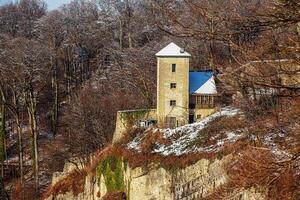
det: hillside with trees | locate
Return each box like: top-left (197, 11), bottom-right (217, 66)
top-left (0, 0), bottom-right (299, 199)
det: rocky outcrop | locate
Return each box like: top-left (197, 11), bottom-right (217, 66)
top-left (45, 154), bottom-right (267, 200)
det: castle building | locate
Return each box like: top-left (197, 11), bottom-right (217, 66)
top-left (156, 42), bottom-right (217, 128)
top-left (156, 43), bottom-right (191, 127)
top-left (113, 42), bottom-right (217, 142)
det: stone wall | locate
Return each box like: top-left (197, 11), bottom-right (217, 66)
top-left (113, 109), bottom-right (157, 143)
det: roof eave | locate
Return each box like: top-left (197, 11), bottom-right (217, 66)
top-left (156, 55), bottom-right (191, 58)
top-left (190, 92), bottom-right (218, 95)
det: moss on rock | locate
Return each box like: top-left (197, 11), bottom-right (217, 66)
top-left (97, 156), bottom-right (125, 193)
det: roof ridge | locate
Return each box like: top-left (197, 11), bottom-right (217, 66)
top-left (156, 42), bottom-right (191, 57)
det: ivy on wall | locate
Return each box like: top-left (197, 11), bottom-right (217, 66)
top-left (119, 109), bottom-right (151, 129)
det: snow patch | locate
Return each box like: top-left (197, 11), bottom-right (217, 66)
top-left (127, 107), bottom-right (242, 156)
top-left (263, 132), bottom-right (292, 159)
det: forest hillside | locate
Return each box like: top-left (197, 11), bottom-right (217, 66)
top-left (0, 0), bottom-right (299, 199)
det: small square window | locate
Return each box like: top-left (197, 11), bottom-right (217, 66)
top-left (170, 83), bottom-right (176, 89)
top-left (172, 64), bottom-right (176, 72)
top-left (170, 100), bottom-right (176, 106)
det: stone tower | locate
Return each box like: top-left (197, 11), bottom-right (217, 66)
top-left (156, 42), bottom-right (191, 127)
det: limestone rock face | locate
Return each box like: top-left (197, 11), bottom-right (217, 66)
top-left (130, 167), bottom-right (172, 200)
top-left (51, 161), bottom-right (85, 186)
top-left (172, 157), bottom-right (229, 200)
top-left (46, 156), bottom-right (266, 200)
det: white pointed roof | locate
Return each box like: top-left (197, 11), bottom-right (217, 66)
top-left (156, 42), bottom-right (191, 57)
top-left (194, 77), bottom-right (217, 94)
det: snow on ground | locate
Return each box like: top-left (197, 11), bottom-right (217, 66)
top-left (127, 107), bottom-right (243, 156)
top-left (190, 131), bottom-right (244, 155)
top-left (263, 132), bottom-right (293, 159)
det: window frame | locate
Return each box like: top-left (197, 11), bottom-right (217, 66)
top-left (195, 95), bottom-right (214, 108)
top-left (170, 83), bottom-right (177, 89)
top-left (170, 100), bottom-right (176, 106)
top-left (171, 64), bottom-right (176, 72)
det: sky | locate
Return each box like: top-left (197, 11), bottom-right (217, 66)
top-left (45, 0), bottom-right (71, 10)
top-left (0, 0), bottom-right (71, 11)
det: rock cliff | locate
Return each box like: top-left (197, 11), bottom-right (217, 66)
top-left (45, 154), bottom-right (266, 200)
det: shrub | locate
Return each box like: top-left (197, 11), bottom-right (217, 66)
top-left (226, 146), bottom-right (299, 200)
top-left (140, 130), bottom-right (170, 153)
top-left (42, 170), bottom-right (87, 199)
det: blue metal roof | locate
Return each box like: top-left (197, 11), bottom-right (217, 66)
top-left (189, 71), bottom-right (214, 94)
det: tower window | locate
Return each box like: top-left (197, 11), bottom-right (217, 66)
top-left (170, 83), bottom-right (176, 89)
top-left (170, 100), bottom-right (176, 106)
top-left (172, 64), bottom-right (176, 72)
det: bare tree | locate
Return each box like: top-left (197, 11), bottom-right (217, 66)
top-left (0, 37), bottom-right (50, 192)
top-left (151, 0), bottom-right (299, 104)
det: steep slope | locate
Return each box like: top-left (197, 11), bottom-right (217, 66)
top-left (43, 106), bottom-right (300, 200)
top-left (128, 107), bottom-right (241, 156)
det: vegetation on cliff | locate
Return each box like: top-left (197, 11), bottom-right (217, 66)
top-left (97, 156), bottom-right (125, 193)
top-left (43, 170), bottom-right (87, 199)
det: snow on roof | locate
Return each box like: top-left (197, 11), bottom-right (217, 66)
top-left (156, 42), bottom-right (191, 57)
top-left (189, 71), bottom-right (217, 94)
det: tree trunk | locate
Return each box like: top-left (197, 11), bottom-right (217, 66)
top-left (209, 18), bottom-right (215, 69)
top-left (12, 88), bottom-right (24, 191)
top-left (0, 86), bottom-right (6, 178)
top-left (296, 23), bottom-right (300, 58)
top-left (251, 82), bottom-right (257, 103)
top-left (51, 57), bottom-right (59, 137)
top-left (128, 32), bottom-right (133, 49)
top-left (0, 178), bottom-right (9, 200)
top-left (119, 17), bottom-right (123, 49)
top-left (80, 60), bottom-right (84, 84)
top-left (26, 88), bottom-right (39, 191)
top-left (64, 47), bottom-right (72, 102)
top-left (86, 58), bottom-right (91, 79)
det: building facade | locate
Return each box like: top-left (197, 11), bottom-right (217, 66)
top-left (156, 43), bottom-right (191, 127)
top-left (156, 43), bottom-right (217, 128)
top-left (189, 71), bottom-right (217, 123)
top-left (113, 42), bottom-right (218, 142)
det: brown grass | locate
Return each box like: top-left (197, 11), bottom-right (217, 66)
top-left (139, 130), bottom-right (170, 153)
top-left (42, 170), bottom-right (87, 199)
top-left (10, 179), bottom-right (36, 200)
top-left (86, 144), bottom-right (219, 174)
top-left (202, 145), bottom-right (299, 200)
top-left (103, 191), bottom-right (126, 200)
top-left (226, 146), bottom-right (300, 200)
top-left (115, 127), bottom-right (143, 146)
top-left (189, 115), bottom-right (248, 148)
top-left (85, 124), bottom-right (254, 175)
top-left (203, 99), bottom-right (300, 199)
